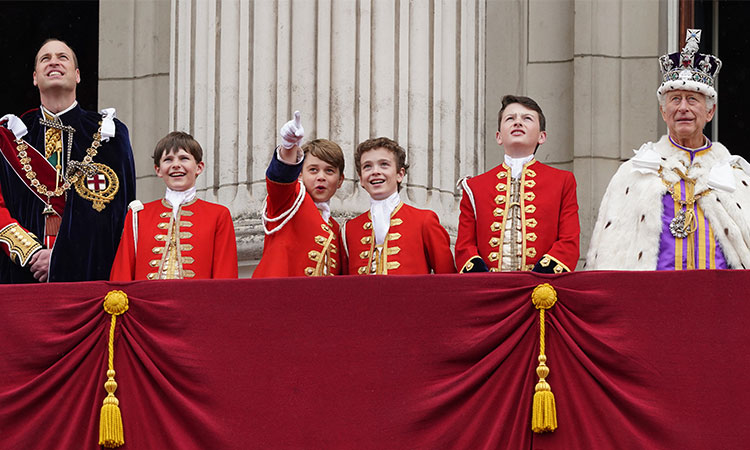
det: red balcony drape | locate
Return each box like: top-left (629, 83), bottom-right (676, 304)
top-left (1, 271), bottom-right (748, 449)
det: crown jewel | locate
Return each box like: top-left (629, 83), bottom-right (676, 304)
top-left (657, 29), bottom-right (722, 99)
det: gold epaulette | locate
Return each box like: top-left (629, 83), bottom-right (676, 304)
top-left (0, 223), bottom-right (43, 266)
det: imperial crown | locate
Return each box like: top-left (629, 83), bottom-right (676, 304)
top-left (657, 29), bottom-right (722, 100)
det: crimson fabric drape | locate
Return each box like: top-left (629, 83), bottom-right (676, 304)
top-left (1, 271), bottom-right (749, 449)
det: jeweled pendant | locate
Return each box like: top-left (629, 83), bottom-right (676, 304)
top-left (42, 202), bottom-right (56, 216)
top-left (669, 210), bottom-right (689, 238)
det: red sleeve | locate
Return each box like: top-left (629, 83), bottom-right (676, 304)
top-left (265, 179), bottom-right (302, 219)
top-left (109, 209), bottom-right (136, 281)
top-left (543, 172), bottom-right (580, 271)
top-left (0, 196), bottom-right (14, 262)
top-left (454, 186), bottom-right (480, 272)
top-left (211, 207), bottom-right (239, 278)
top-left (423, 211), bottom-right (457, 274)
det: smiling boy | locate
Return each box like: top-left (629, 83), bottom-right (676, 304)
top-left (455, 95), bottom-right (580, 273)
top-left (109, 131), bottom-right (238, 280)
top-left (343, 137), bottom-right (455, 275)
top-left (253, 111), bottom-right (346, 277)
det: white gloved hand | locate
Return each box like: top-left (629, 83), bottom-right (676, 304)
top-left (280, 110), bottom-right (304, 149)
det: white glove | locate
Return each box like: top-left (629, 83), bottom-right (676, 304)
top-left (280, 110), bottom-right (304, 149)
top-left (0, 114), bottom-right (28, 139)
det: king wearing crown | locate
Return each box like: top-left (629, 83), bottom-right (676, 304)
top-left (586, 29), bottom-right (750, 270)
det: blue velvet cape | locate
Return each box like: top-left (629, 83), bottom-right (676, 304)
top-left (0, 105), bottom-right (135, 283)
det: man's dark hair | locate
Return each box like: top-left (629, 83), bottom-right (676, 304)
top-left (153, 131), bottom-right (204, 166)
top-left (497, 95), bottom-right (546, 132)
top-left (35, 38), bottom-right (79, 69)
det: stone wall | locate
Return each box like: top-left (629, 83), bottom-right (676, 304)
top-left (99, 0), bottom-right (171, 198)
top-left (100, 0), bottom-right (667, 274)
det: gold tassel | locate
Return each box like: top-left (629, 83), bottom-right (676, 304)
top-left (531, 283), bottom-right (558, 433)
top-left (99, 290), bottom-right (129, 448)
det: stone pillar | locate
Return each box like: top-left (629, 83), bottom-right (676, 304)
top-left (572, 0), bottom-right (662, 263)
top-left (528, 0), bottom-right (575, 173)
top-left (99, 0), bottom-right (171, 199)
top-left (484, 0), bottom-right (527, 169)
top-left (102, 0), bottom-right (669, 273)
top-left (485, 0), bottom-right (663, 268)
top-left (484, 0), bottom-right (575, 172)
top-left (168, 0), bottom-right (486, 274)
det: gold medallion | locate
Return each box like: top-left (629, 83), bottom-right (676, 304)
top-left (74, 163), bottom-right (119, 211)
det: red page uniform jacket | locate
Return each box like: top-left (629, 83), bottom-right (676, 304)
top-left (110, 198), bottom-right (237, 280)
top-left (343, 202), bottom-right (456, 275)
top-left (253, 178), bottom-right (344, 278)
top-left (456, 160), bottom-right (580, 273)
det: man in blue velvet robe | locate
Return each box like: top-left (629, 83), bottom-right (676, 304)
top-left (0, 38), bottom-right (135, 283)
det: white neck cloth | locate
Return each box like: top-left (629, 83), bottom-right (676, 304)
top-left (504, 154), bottom-right (534, 179)
top-left (165, 186), bottom-right (197, 218)
top-left (315, 201), bottom-right (331, 223)
top-left (370, 191), bottom-right (401, 245)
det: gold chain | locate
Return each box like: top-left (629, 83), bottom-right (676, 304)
top-left (660, 168), bottom-right (710, 240)
top-left (14, 122), bottom-right (104, 199)
top-left (660, 169), bottom-right (709, 209)
top-left (663, 179), bottom-right (709, 207)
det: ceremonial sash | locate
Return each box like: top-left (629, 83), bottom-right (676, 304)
top-left (0, 126), bottom-right (65, 217)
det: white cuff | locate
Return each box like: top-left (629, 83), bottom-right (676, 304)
top-left (100, 108), bottom-right (117, 142)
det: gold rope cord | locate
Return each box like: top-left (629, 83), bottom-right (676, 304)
top-left (99, 290), bottom-right (129, 448)
top-left (531, 283), bottom-right (558, 433)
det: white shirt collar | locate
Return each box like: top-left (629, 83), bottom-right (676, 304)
top-left (504, 153), bottom-right (534, 179)
top-left (370, 191), bottom-right (401, 245)
top-left (41, 101), bottom-right (78, 119)
top-left (164, 186), bottom-right (197, 218)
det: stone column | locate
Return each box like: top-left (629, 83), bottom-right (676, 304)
top-left (484, 0), bottom-right (575, 172)
top-left (527, 0), bottom-right (575, 173)
top-left (485, 0), bottom-right (663, 268)
top-left (99, 0), bottom-right (171, 198)
top-left (572, 0), bottom-right (662, 262)
top-left (168, 0), bottom-right (486, 274)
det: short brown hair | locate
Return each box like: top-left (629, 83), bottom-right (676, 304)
top-left (355, 137), bottom-right (409, 190)
top-left (302, 139), bottom-right (345, 175)
top-left (498, 95), bottom-right (546, 132)
top-left (35, 38), bottom-right (79, 69)
top-left (153, 131), bottom-right (203, 166)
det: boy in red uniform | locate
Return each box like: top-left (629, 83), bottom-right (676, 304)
top-left (253, 111), bottom-right (346, 277)
top-left (110, 131), bottom-right (238, 280)
top-left (343, 137), bottom-right (455, 275)
top-left (456, 95), bottom-right (580, 273)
